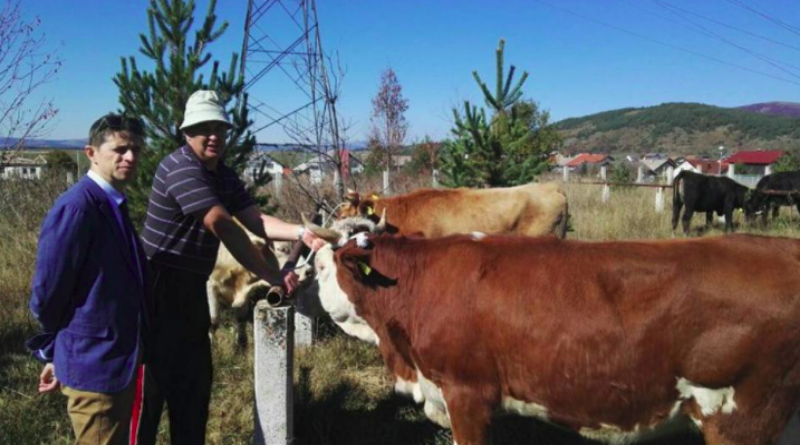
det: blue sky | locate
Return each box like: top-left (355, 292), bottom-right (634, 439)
top-left (20, 0), bottom-right (800, 143)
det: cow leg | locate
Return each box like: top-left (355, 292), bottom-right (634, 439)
top-left (772, 204), bottom-right (780, 220)
top-left (682, 209), bottom-right (695, 234)
top-left (706, 211), bottom-right (714, 229)
top-left (207, 282), bottom-right (220, 343)
top-left (444, 386), bottom-right (494, 445)
top-left (672, 204), bottom-right (682, 232)
top-left (233, 304), bottom-right (249, 349)
top-left (724, 208), bottom-right (735, 232)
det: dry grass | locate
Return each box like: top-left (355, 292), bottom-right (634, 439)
top-left (3, 174), bottom-right (800, 444)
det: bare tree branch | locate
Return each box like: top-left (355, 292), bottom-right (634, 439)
top-left (0, 0), bottom-right (60, 167)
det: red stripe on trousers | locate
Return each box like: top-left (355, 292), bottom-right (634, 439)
top-left (129, 365), bottom-right (145, 445)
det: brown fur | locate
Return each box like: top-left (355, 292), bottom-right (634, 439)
top-left (339, 182), bottom-right (569, 238)
top-left (333, 233), bottom-right (800, 445)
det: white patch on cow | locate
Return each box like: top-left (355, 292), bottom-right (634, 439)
top-left (417, 371), bottom-right (451, 428)
top-left (501, 397), bottom-right (549, 420)
top-left (313, 245), bottom-right (379, 345)
top-left (395, 377), bottom-right (424, 403)
top-left (470, 231), bottom-right (487, 240)
top-left (676, 377), bottom-right (737, 416)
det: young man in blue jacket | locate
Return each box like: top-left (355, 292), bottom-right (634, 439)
top-left (28, 114), bottom-right (151, 445)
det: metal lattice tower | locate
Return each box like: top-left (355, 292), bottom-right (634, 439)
top-left (240, 0), bottom-right (341, 149)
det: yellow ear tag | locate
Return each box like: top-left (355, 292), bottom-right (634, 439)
top-left (358, 262), bottom-right (372, 276)
top-left (370, 194), bottom-right (380, 201)
top-left (366, 206), bottom-right (374, 216)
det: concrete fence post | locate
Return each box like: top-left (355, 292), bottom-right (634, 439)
top-left (562, 167), bottom-right (569, 183)
top-left (432, 169), bottom-right (440, 188)
top-left (274, 172), bottom-right (283, 193)
top-left (655, 187), bottom-right (665, 213)
top-left (254, 302), bottom-right (294, 445)
top-left (602, 184), bottom-right (610, 204)
top-left (294, 313), bottom-right (315, 347)
top-left (637, 166), bottom-right (644, 184)
top-left (600, 165), bottom-right (607, 182)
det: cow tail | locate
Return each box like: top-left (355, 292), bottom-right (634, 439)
top-left (673, 171), bottom-right (684, 210)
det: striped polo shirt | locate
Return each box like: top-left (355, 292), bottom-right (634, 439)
top-left (142, 145), bottom-right (255, 276)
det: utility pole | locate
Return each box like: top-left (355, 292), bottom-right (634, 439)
top-left (240, 0), bottom-right (347, 199)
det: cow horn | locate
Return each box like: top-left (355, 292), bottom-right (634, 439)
top-left (302, 214), bottom-right (342, 244)
top-left (375, 208), bottom-right (387, 233)
top-left (345, 189), bottom-right (359, 203)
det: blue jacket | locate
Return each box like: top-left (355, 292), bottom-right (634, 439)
top-left (28, 176), bottom-right (151, 393)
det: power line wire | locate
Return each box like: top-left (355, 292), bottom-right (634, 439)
top-left (532, 0), bottom-right (800, 87)
top-left (723, 0), bottom-right (800, 38)
top-left (636, 0), bottom-right (800, 53)
top-left (651, 0), bottom-right (800, 78)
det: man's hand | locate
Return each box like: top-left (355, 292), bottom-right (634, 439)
top-left (38, 363), bottom-right (59, 393)
top-left (301, 229), bottom-right (327, 252)
top-left (282, 270), bottom-right (299, 294)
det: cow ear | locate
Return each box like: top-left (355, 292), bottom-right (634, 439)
top-left (337, 248), bottom-right (395, 288)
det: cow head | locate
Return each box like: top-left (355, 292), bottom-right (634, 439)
top-left (743, 189), bottom-right (766, 221)
top-left (300, 237), bottom-right (382, 344)
top-left (339, 189), bottom-right (383, 222)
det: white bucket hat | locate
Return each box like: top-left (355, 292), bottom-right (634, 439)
top-left (180, 90), bottom-right (233, 130)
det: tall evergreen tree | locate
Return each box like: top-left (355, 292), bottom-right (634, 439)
top-left (113, 0), bottom-right (269, 223)
top-left (440, 39), bottom-right (561, 188)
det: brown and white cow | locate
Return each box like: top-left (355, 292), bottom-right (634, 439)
top-left (207, 216), bottom-right (380, 346)
top-left (207, 231), bottom-right (286, 347)
top-left (300, 232), bottom-right (800, 445)
top-left (339, 182), bottom-right (569, 238)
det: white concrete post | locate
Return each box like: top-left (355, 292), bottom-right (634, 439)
top-left (727, 163), bottom-right (735, 179)
top-left (254, 302), bottom-right (294, 445)
top-left (383, 170), bottom-right (391, 195)
top-left (66, 172), bottom-right (74, 184)
top-left (766, 165), bottom-right (772, 176)
top-left (294, 313), bottom-right (314, 347)
top-left (637, 166), bottom-right (644, 183)
top-left (333, 170), bottom-right (341, 192)
top-left (655, 187), bottom-right (665, 213)
top-left (600, 165), bottom-right (607, 182)
top-left (666, 166), bottom-right (674, 185)
top-left (432, 169), bottom-right (440, 188)
top-left (602, 184), bottom-right (610, 204)
top-left (273, 172), bottom-right (283, 193)
top-left (562, 167), bottom-right (569, 183)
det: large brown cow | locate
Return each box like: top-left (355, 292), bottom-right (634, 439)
top-left (299, 232), bottom-right (800, 445)
top-left (339, 182), bottom-right (569, 238)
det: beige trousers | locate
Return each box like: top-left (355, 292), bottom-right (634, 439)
top-left (61, 380), bottom-right (136, 445)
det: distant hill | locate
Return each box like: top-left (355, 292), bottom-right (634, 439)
top-left (555, 102), bottom-right (800, 157)
top-left (2, 137), bottom-right (86, 149)
top-left (738, 101), bottom-right (800, 118)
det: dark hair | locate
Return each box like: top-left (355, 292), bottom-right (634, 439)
top-left (88, 114), bottom-right (146, 147)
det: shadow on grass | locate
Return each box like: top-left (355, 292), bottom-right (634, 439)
top-left (294, 366), bottom-right (705, 445)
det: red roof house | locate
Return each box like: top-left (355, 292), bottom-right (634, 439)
top-left (566, 153), bottom-right (612, 168)
top-left (725, 150), bottom-right (784, 165)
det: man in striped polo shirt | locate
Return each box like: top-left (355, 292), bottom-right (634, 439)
top-left (134, 90), bottom-right (324, 445)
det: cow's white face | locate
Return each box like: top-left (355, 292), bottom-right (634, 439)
top-left (311, 244), bottom-right (379, 345)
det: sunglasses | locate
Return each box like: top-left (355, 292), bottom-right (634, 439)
top-left (89, 115), bottom-right (146, 141)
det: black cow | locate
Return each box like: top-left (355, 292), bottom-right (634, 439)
top-left (672, 170), bottom-right (750, 234)
top-left (745, 171), bottom-right (800, 226)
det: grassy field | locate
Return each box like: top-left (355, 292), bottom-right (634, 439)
top-left (2, 175), bottom-right (800, 445)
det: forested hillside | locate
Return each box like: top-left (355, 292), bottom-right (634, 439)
top-left (556, 102), bottom-right (800, 156)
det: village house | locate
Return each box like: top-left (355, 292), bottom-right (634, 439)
top-left (724, 149), bottom-right (784, 176)
top-left (0, 154), bottom-right (48, 180)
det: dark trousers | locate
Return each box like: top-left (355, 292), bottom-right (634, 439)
top-left (133, 263), bottom-right (212, 445)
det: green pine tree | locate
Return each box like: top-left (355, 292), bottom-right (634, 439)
top-left (113, 0), bottom-right (270, 224)
top-left (440, 39), bottom-right (560, 188)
